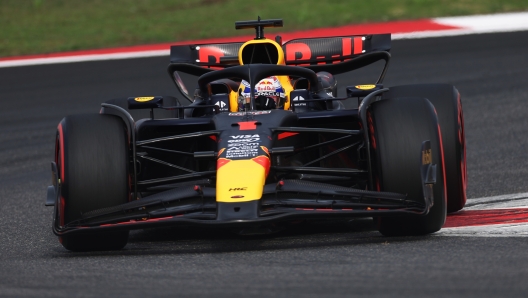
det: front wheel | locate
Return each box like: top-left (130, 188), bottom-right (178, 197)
top-left (370, 97), bottom-right (447, 236)
top-left (384, 84), bottom-right (466, 212)
top-left (56, 114), bottom-right (130, 251)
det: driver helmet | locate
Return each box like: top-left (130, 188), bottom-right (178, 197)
top-left (238, 76), bottom-right (286, 110)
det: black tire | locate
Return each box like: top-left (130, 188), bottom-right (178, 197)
top-left (384, 84), bottom-right (466, 212)
top-left (370, 97), bottom-right (447, 236)
top-left (56, 114), bottom-right (129, 251)
top-left (105, 96), bottom-right (179, 121)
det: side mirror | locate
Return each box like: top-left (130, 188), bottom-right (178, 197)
top-left (346, 84), bottom-right (384, 98)
top-left (127, 96), bottom-right (164, 110)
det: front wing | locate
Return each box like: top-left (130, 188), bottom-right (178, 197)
top-left (51, 155), bottom-right (436, 236)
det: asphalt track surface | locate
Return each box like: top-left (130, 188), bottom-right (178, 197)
top-left (1, 31), bottom-right (528, 297)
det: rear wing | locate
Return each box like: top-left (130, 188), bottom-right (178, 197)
top-left (168, 34), bottom-right (391, 102)
top-left (169, 34), bottom-right (391, 68)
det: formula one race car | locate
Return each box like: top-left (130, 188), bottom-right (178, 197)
top-left (46, 18), bottom-right (466, 251)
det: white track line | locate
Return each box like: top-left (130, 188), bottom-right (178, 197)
top-left (394, 11), bottom-right (528, 39)
top-left (463, 192), bottom-right (528, 210)
top-left (439, 223), bottom-right (528, 237)
top-left (436, 192), bottom-right (528, 237)
top-left (435, 11), bottom-right (528, 34)
top-left (1, 12), bottom-right (528, 68)
top-left (0, 50), bottom-right (169, 68)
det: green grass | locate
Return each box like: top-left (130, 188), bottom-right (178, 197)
top-left (1, 0), bottom-right (527, 57)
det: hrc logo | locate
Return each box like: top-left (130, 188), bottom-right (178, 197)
top-left (229, 187), bottom-right (247, 191)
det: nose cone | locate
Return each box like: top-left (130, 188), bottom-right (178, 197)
top-left (216, 157), bottom-right (270, 203)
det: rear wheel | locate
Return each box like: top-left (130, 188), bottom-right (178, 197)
top-left (56, 114), bottom-right (130, 251)
top-left (384, 84), bottom-right (466, 212)
top-left (370, 97), bottom-right (447, 236)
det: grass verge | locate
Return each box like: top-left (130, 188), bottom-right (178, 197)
top-left (1, 0), bottom-right (527, 57)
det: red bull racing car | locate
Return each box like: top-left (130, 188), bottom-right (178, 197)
top-left (46, 18), bottom-right (467, 251)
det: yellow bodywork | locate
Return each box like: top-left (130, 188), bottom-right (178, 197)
top-left (229, 38), bottom-right (294, 112)
top-left (228, 90), bottom-right (239, 112)
top-left (237, 38), bottom-right (286, 66)
top-left (216, 159), bottom-right (267, 203)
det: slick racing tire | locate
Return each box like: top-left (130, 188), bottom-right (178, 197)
top-left (56, 114), bottom-right (129, 251)
top-left (384, 84), bottom-right (466, 212)
top-left (370, 97), bottom-right (447, 236)
top-left (105, 96), bottom-right (179, 121)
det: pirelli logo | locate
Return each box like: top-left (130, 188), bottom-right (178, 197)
top-left (229, 187), bottom-right (247, 191)
top-left (422, 149), bottom-right (432, 165)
